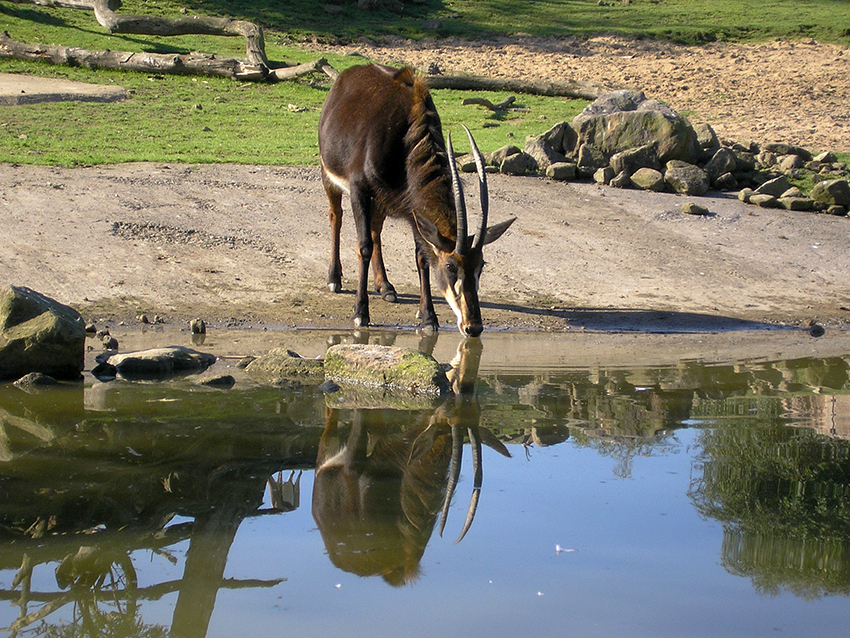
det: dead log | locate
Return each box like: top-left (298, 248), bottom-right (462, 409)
top-left (0, 31), bottom-right (266, 79)
top-left (462, 96), bottom-right (517, 111)
top-left (11, 0), bottom-right (269, 67)
top-left (428, 74), bottom-right (608, 100)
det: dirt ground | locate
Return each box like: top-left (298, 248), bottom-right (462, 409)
top-left (1, 37), bottom-right (850, 363)
top-left (312, 35), bottom-right (850, 153)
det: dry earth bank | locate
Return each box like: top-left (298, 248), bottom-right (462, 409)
top-left (310, 36), bottom-right (850, 153)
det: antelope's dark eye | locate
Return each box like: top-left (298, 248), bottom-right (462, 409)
top-left (446, 262), bottom-right (458, 275)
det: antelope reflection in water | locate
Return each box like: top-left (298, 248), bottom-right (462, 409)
top-left (312, 338), bottom-right (509, 586)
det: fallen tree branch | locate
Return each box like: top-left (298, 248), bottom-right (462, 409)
top-left (0, 31), bottom-right (267, 79)
top-left (428, 74), bottom-right (608, 100)
top-left (462, 95), bottom-right (517, 111)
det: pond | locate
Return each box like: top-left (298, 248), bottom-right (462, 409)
top-left (1, 328), bottom-right (849, 638)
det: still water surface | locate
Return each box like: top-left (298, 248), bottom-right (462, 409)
top-left (1, 329), bottom-right (849, 637)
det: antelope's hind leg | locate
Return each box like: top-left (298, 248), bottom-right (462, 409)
top-left (323, 175), bottom-right (344, 294)
top-left (370, 216), bottom-right (397, 303)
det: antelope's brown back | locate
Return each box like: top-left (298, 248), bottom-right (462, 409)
top-left (319, 64), bottom-right (423, 190)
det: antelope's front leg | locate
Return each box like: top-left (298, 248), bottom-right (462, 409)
top-left (415, 241), bottom-right (439, 333)
top-left (351, 191), bottom-right (373, 328)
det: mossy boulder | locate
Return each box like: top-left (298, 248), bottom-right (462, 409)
top-left (0, 285), bottom-right (86, 380)
top-left (324, 344), bottom-right (449, 397)
top-left (244, 347), bottom-right (324, 385)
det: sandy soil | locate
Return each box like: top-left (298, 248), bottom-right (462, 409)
top-left (2, 36), bottom-right (850, 363)
top-left (311, 35), bottom-right (850, 153)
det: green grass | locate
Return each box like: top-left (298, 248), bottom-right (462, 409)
top-left (1, 0), bottom-right (848, 166)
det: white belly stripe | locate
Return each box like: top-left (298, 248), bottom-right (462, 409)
top-left (323, 166), bottom-right (350, 195)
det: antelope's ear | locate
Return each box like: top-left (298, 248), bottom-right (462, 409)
top-left (413, 212), bottom-right (455, 254)
top-left (475, 217), bottom-right (516, 247)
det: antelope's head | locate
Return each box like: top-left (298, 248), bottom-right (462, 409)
top-left (414, 126), bottom-right (516, 337)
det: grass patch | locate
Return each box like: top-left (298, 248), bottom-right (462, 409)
top-left (1, 0), bottom-right (847, 166)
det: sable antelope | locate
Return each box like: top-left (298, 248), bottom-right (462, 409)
top-left (318, 64), bottom-right (515, 336)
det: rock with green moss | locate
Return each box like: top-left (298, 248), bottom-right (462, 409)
top-left (324, 344), bottom-right (449, 397)
top-left (0, 285), bottom-right (86, 380)
top-left (244, 347), bottom-right (324, 385)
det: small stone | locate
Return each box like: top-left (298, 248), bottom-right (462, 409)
top-left (808, 323), bottom-right (825, 338)
top-left (738, 187), bottom-right (754, 203)
top-left (764, 142), bottom-right (812, 161)
top-left (664, 160), bottom-right (708, 195)
top-left (826, 205), bottom-right (847, 217)
top-left (813, 151), bottom-right (837, 164)
top-left (756, 151), bottom-right (777, 168)
top-left (630, 167), bottom-right (665, 191)
top-left (754, 175), bottom-right (791, 197)
top-left (190, 318), bottom-right (206, 334)
top-left (13, 372), bottom-right (58, 392)
top-left (781, 186), bottom-right (803, 198)
top-left (777, 197), bottom-right (814, 211)
top-left (102, 336), bottom-right (119, 350)
top-left (593, 166), bottom-right (615, 185)
top-left (681, 202), bottom-right (711, 216)
top-left (749, 193), bottom-right (779, 208)
top-left (198, 375), bottom-right (236, 388)
top-left (713, 172), bottom-right (738, 191)
top-left (779, 154), bottom-right (804, 171)
top-left (546, 162), bottom-right (577, 181)
top-left (810, 179), bottom-right (850, 207)
top-left (236, 355), bottom-right (257, 369)
top-left (609, 171), bottom-right (632, 189)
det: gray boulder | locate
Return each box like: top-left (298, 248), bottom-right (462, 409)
top-left (501, 151), bottom-right (538, 175)
top-left (630, 167), bottom-right (666, 192)
top-left (576, 143), bottom-right (608, 177)
top-left (524, 136), bottom-right (567, 171)
top-left (98, 346), bottom-right (216, 380)
top-left (754, 175), bottom-right (791, 197)
top-left (489, 145), bottom-right (522, 167)
top-left (810, 179), bottom-right (850, 207)
top-left (704, 147), bottom-right (738, 182)
top-left (664, 161), bottom-right (709, 195)
top-left (594, 166), bottom-right (615, 185)
top-left (546, 162), bottom-right (578, 181)
top-left (572, 90), bottom-right (700, 164)
top-left (693, 122), bottom-right (720, 150)
top-left (572, 89), bottom-right (648, 126)
top-left (764, 142), bottom-right (812, 161)
top-left (610, 171), bottom-right (632, 189)
top-left (0, 285), bottom-right (85, 380)
top-left (609, 143), bottom-right (661, 175)
top-left (539, 121), bottom-right (578, 156)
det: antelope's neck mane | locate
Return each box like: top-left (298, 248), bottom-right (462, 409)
top-left (400, 71), bottom-right (457, 241)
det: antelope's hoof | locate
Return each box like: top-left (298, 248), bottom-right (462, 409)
top-left (353, 315), bottom-right (369, 328)
top-left (328, 282), bottom-right (342, 293)
top-left (420, 323), bottom-right (438, 336)
top-left (381, 291), bottom-right (398, 303)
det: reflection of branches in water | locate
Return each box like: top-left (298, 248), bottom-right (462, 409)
top-left (571, 432), bottom-right (680, 479)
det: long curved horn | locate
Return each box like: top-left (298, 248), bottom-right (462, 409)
top-left (447, 132), bottom-right (468, 255)
top-left (439, 421), bottom-right (464, 537)
top-left (462, 125), bottom-right (489, 251)
top-left (454, 424), bottom-right (483, 544)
